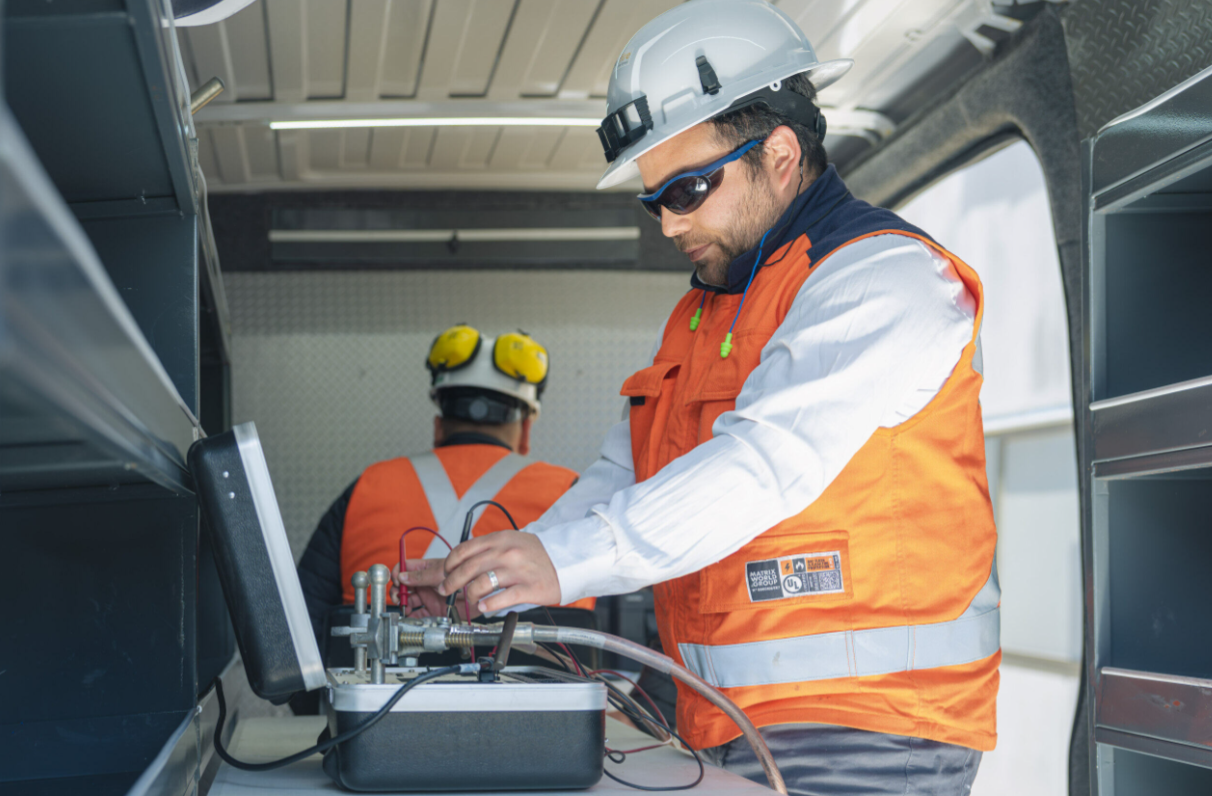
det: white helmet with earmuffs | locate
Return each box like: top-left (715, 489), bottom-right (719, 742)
top-left (595, 0), bottom-right (853, 190)
top-left (427, 325), bottom-right (549, 423)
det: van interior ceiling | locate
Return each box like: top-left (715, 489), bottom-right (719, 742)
top-left (2, 0), bottom-right (1211, 795)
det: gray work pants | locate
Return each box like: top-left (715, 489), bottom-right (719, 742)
top-left (701, 723), bottom-right (982, 796)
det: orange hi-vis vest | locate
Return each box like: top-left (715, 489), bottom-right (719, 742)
top-left (340, 443), bottom-right (594, 610)
top-left (621, 229), bottom-right (999, 752)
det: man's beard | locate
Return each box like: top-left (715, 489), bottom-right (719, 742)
top-left (678, 173), bottom-right (784, 287)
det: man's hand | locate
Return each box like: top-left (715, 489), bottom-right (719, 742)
top-left (392, 559), bottom-right (473, 619)
top-left (439, 530), bottom-right (561, 614)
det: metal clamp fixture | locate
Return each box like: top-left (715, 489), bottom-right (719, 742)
top-left (331, 565), bottom-right (401, 684)
top-left (333, 568), bottom-right (539, 683)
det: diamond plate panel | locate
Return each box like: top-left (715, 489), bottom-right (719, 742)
top-left (1063, 0), bottom-right (1212, 139)
top-left (226, 270), bottom-right (689, 556)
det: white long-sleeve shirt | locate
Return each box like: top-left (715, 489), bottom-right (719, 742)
top-left (529, 234), bottom-right (978, 605)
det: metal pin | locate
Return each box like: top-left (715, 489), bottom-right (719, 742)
top-left (352, 571), bottom-right (369, 675)
top-left (369, 564), bottom-right (390, 684)
top-left (190, 77), bottom-right (225, 115)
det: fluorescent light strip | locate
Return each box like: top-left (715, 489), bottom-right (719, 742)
top-left (269, 227), bottom-right (640, 243)
top-left (269, 117), bottom-right (600, 130)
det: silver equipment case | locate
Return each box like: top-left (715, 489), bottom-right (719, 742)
top-left (322, 666), bottom-right (606, 792)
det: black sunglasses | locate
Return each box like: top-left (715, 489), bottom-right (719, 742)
top-left (637, 140), bottom-right (762, 221)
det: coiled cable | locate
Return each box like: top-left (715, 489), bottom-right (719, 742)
top-left (532, 626), bottom-right (787, 795)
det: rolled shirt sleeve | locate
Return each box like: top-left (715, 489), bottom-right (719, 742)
top-left (534, 235), bottom-right (979, 605)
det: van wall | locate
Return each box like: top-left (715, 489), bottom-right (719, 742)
top-left (226, 269), bottom-right (688, 555)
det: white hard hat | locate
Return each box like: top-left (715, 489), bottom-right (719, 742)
top-left (427, 326), bottom-right (547, 419)
top-left (595, 0), bottom-right (852, 190)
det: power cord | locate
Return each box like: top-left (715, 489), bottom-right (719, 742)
top-left (601, 694), bottom-right (704, 791)
top-left (531, 647), bottom-right (697, 791)
top-left (210, 666), bottom-right (460, 772)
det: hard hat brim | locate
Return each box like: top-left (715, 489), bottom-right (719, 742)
top-left (595, 59), bottom-right (854, 191)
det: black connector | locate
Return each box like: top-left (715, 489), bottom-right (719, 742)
top-left (696, 55), bottom-right (721, 95)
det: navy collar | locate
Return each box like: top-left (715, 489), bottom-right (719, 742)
top-left (689, 165), bottom-right (852, 295)
top-left (436, 432), bottom-right (513, 451)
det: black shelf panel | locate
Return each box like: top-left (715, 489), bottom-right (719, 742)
top-left (4, 0), bottom-right (231, 377)
top-left (1101, 477), bottom-right (1212, 682)
top-left (4, 0), bottom-right (195, 212)
top-left (1092, 64), bottom-right (1212, 198)
top-left (1095, 729), bottom-right (1212, 773)
top-left (1094, 444), bottom-right (1212, 480)
top-left (1097, 668), bottom-right (1212, 763)
top-left (1091, 377), bottom-right (1212, 463)
top-left (0, 106), bottom-right (199, 492)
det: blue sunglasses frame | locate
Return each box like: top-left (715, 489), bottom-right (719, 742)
top-left (637, 139), bottom-right (762, 220)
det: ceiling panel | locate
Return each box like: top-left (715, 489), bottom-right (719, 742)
top-left (244, 126), bottom-right (281, 179)
top-left (517, 127), bottom-right (566, 170)
top-left (380, 0), bottom-right (434, 98)
top-left (345, 0), bottom-right (391, 102)
top-left (309, 129), bottom-right (342, 171)
top-left (417, 0), bottom-right (514, 99)
top-left (264, 0), bottom-right (306, 102)
top-left (489, 127), bottom-right (538, 170)
top-left (489, 0), bottom-right (600, 99)
top-left (822, 0), bottom-right (959, 102)
top-left (211, 126), bottom-right (250, 182)
top-left (429, 127), bottom-right (474, 170)
top-left (559, 0), bottom-right (680, 99)
top-left (368, 128), bottom-right (407, 169)
top-left (276, 129), bottom-right (307, 181)
top-left (341, 128), bottom-right (373, 169)
top-left (183, 0), bottom-right (1030, 192)
top-left (401, 128), bottom-right (436, 169)
top-left (224, 1), bottom-right (272, 100)
top-left (305, 0), bottom-right (349, 99)
top-left (184, 23), bottom-right (237, 101)
top-left (464, 127), bottom-right (502, 169)
top-left (548, 127), bottom-right (600, 171)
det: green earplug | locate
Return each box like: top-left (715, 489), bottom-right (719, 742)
top-left (720, 332), bottom-right (733, 358)
top-left (689, 308), bottom-right (703, 331)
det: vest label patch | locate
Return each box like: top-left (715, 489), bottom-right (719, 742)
top-left (745, 552), bottom-right (845, 602)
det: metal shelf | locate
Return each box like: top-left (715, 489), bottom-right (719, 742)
top-left (0, 105), bottom-right (199, 492)
top-left (1096, 668), bottom-right (1212, 770)
top-left (1092, 63), bottom-right (1212, 203)
top-left (1094, 445), bottom-right (1212, 480)
top-left (1090, 376), bottom-right (1212, 463)
top-left (5, 0), bottom-right (231, 367)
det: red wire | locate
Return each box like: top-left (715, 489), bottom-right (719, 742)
top-left (397, 527), bottom-right (451, 610)
top-left (590, 669), bottom-right (669, 730)
top-left (557, 642), bottom-right (585, 676)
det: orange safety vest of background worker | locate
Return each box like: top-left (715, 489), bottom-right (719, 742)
top-left (622, 228), bottom-right (999, 753)
top-left (339, 443), bottom-right (594, 611)
top-left (297, 326), bottom-right (593, 643)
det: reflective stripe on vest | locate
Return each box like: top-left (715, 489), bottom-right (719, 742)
top-left (409, 451), bottom-right (530, 555)
top-left (678, 562), bottom-right (1000, 689)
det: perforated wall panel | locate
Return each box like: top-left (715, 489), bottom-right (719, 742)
top-left (226, 270), bottom-right (689, 556)
top-left (1063, 0), bottom-right (1212, 139)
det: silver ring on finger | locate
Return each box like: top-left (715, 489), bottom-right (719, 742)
top-left (486, 569), bottom-right (500, 590)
